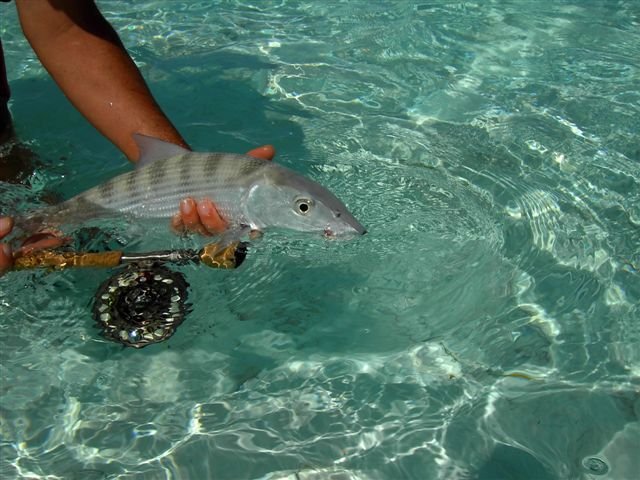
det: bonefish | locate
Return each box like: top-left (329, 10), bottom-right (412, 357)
top-left (16, 134), bottom-right (366, 238)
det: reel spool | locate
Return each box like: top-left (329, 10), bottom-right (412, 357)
top-left (92, 262), bottom-right (190, 348)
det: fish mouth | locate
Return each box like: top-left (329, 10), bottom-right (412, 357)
top-left (323, 223), bottom-right (367, 238)
top-left (322, 209), bottom-right (366, 237)
top-left (335, 211), bottom-right (367, 235)
top-left (345, 217), bottom-right (367, 235)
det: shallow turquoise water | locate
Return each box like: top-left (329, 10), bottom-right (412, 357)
top-left (1, 1), bottom-right (639, 479)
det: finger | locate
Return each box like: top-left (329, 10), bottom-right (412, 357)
top-left (0, 217), bottom-right (15, 274)
top-left (180, 197), bottom-right (209, 236)
top-left (246, 145), bottom-right (275, 161)
top-left (0, 216), bottom-right (14, 239)
top-left (0, 243), bottom-right (13, 274)
top-left (171, 212), bottom-right (185, 234)
top-left (196, 198), bottom-right (227, 234)
top-left (19, 235), bottom-right (68, 255)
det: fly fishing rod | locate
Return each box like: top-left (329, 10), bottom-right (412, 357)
top-left (12, 240), bottom-right (247, 270)
top-left (11, 241), bottom-right (247, 348)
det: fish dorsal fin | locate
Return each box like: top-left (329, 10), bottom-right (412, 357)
top-left (133, 133), bottom-right (191, 168)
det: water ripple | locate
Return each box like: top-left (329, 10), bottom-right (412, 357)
top-left (2, 1), bottom-right (639, 478)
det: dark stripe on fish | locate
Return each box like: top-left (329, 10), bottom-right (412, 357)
top-left (126, 171), bottom-right (137, 194)
top-left (149, 160), bottom-right (168, 186)
top-left (98, 180), bottom-right (115, 201)
top-left (204, 154), bottom-right (225, 179)
top-left (179, 156), bottom-right (192, 185)
top-left (240, 155), bottom-right (268, 177)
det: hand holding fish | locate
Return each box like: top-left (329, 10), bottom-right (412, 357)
top-left (0, 221), bottom-right (68, 274)
top-left (170, 144), bottom-right (276, 235)
top-left (0, 144), bottom-right (277, 275)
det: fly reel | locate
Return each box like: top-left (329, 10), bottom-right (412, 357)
top-left (92, 262), bottom-right (190, 348)
top-left (13, 239), bottom-right (248, 348)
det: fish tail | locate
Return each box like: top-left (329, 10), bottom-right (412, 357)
top-left (12, 205), bottom-right (63, 238)
top-left (11, 199), bottom-right (98, 238)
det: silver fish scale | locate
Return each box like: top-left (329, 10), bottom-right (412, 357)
top-left (68, 152), bottom-right (271, 223)
top-left (16, 147), bottom-right (365, 236)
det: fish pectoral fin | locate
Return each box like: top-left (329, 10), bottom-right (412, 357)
top-left (217, 225), bottom-right (252, 245)
top-left (132, 133), bottom-right (191, 167)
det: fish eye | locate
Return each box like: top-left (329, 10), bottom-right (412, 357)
top-left (295, 198), bottom-right (313, 215)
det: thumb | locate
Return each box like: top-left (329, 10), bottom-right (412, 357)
top-left (246, 145), bottom-right (275, 161)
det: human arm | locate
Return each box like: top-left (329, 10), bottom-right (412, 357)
top-left (15, 0), bottom-right (276, 228)
top-left (1, 0), bottom-right (276, 267)
top-left (15, 0), bottom-right (187, 161)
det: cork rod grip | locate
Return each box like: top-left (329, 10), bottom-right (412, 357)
top-left (13, 250), bottom-right (123, 270)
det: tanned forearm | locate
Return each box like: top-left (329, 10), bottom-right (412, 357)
top-left (15, 0), bottom-right (188, 161)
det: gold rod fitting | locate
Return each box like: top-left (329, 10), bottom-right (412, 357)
top-left (199, 242), bottom-right (243, 269)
